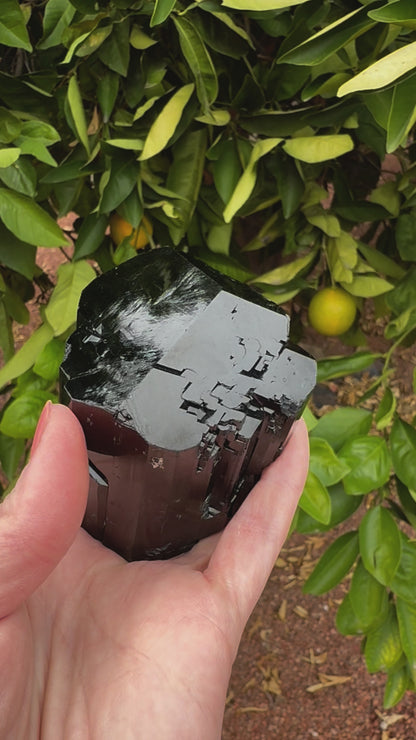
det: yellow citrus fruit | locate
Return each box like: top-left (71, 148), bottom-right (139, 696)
top-left (308, 287), bottom-right (357, 336)
top-left (109, 213), bottom-right (153, 250)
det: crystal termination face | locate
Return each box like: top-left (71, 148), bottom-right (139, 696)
top-left (61, 248), bottom-right (316, 561)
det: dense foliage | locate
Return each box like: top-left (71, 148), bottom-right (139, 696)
top-left (0, 0), bottom-right (416, 708)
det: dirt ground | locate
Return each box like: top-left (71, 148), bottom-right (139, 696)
top-left (7, 244), bottom-right (416, 739)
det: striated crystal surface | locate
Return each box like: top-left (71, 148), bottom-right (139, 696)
top-left (61, 248), bottom-right (316, 560)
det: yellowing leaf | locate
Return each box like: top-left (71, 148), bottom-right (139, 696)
top-left (283, 135), bottom-right (353, 163)
top-left (223, 137), bottom-right (282, 222)
top-left (45, 261), bottom-right (96, 336)
top-left (140, 84), bottom-right (194, 161)
top-left (338, 41), bottom-right (416, 96)
top-left (249, 249), bottom-right (315, 286)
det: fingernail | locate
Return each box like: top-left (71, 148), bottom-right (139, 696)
top-left (31, 401), bottom-right (52, 458)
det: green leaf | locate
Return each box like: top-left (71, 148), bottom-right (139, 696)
top-left (338, 436), bottom-right (391, 496)
top-left (365, 603), bottom-right (403, 674)
top-left (327, 231), bottom-right (358, 283)
top-left (278, 6), bottom-right (373, 67)
top-left (303, 531), bottom-right (359, 595)
top-left (309, 437), bottom-right (351, 487)
top-left (386, 266), bottom-right (416, 315)
top-left (396, 597), bottom-right (416, 684)
top-left (76, 26), bottom-right (113, 58)
top-left (33, 338), bottom-right (65, 381)
top-left (384, 664), bottom-right (409, 709)
top-left (0, 223), bottom-right (36, 279)
top-left (391, 538), bottom-right (416, 604)
top-left (150, 0), bottom-right (176, 26)
top-left (305, 208), bottom-right (341, 237)
top-left (349, 560), bottom-right (388, 632)
top-left (387, 74), bottom-right (416, 153)
top-left (0, 157), bottom-right (36, 197)
top-left (0, 189), bottom-right (66, 247)
top-left (166, 128), bottom-right (207, 245)
top-left (396, 478), bottom-right (416, 530)
top-left (67, 75), bottom-right (90, 155)
top-left (357, 242), bottom-right (405, 280)
top-left (338, 41), bottom-right (416, 96)
top-left (45, 261), bottom-right (96, 336)
top-left (173, 16), bottom-right (218, 111)
top-left (369, 181), bottom-right (400, 218)
top-left (391, 418), bottom-right (416, 490)
top-left (0, 299), bottom-right (13, 361)
top-left (223, 138), bottom-right (282, 223)
top-left (130, 24), bottom-right (157, 50)
top-left (0, 434), bottom-right (25, 481)
top-left (223, 0), bottom-right (310, 7)
top-left (98, 18), bottom-right (130, 77)
top-left (97, 71), bottom-right (119, 123)
top-left (206, 222), bottom-right (232, 256)
top-left (375, 388), bottom-right (397, 430)
top-left (296, 482), bottom-right (362, 534)
top-left (0, 0), bottom-right (32, 51)
top-left (73, 214), bottom-right (108, 260)
top-left (317, 352), bottom-right (381, 383)
top-left (336, 592), bottom-right (367, 636)
top-left (140, 84), bottom-right (195, 161)
top-left (249, 249), bottom-right (315, 286)
top-left (359, 507), bottom-right (402, 586)
top-left (341, 275), bottom-right (394, 298)
top-left (396, 213), bottom-right (416, 262)
top-left (283, 135), bottom-right (353, 164)
top-left (0, 392), bottom-right (54, 439)
top-left (38, 0), bottom-right (76, 50)
top-left (369, 0), bottom-right (416, 28)
top-left (0, 148), bottom-right (20, 168)
top-left (99, 157), bottom-right (139, 214)
top-left (309, 407), bottom-right (372, 452)
top-left (0, 323), bottom-right (53, 389)
top-left (298, 470), bottom-right (331, 525)
top-left (212, 139), bottom-right (242, 205)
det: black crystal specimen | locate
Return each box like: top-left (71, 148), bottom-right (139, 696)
top-left (60, 248), bottom-right (316, 560)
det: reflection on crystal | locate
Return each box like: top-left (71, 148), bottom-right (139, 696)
top-left (60, 248), bottom-right (316, 561)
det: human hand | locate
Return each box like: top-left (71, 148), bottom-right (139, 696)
top-left (0, 403), bottom-right (309, 740)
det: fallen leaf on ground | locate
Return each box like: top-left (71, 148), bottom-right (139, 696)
top-left (306, 673), bottom-right (351, 692)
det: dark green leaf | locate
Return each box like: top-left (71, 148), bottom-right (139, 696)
top-left (336, 592), bottom-right (367, 636)
top-left (166, 128), bottom-right (207, 245)
top-left (0, 300), bottom-right (13, 361)
top-left (173, 15), bottom-right (218, 110)
top-left (0, 434), bottom-right (25, 481)
top-left (317, 352), bottom-right (381, 383)
top-left (359, 507), bottom-right (402, 586)
top-left (365, 603), bottom-right (403, 674)
top-left (396, 597), bottom-right (416, 684)
top-left (396, 213), bottom-right (416, 262)
top-left (375, 388), bottom-right (397, 430)
top-left (386, 266), bottom-right (416, 315)
top-left (0, 189), bottom-right (66, 247)
top-left (150, 0), bottom-right (176, 26)
top-left (391, 538), bottom-right (416, 604)
top-left (357, 242), bottom-right (405, 280)
top-left (0, 0), bottom-right (32, 51)
top-left (387, 74), bottom-right (416, 153)
top-left (309, 408), bottom-right (372, 452)
top-left (384, 664), bottom-right (409, 709)
top-left (38, 0), bottom-right (76, 49)
top-left (97, 71), bottom-right (119, 123)
top-left (0, 392), bottom-right (55, 439)
top-left (212, 139), bottom-right (242, 205)
top-left (98, 18), bottom-right (130, 77)
top-left (369, 0), bottom-right (416, 27)
top-left (73, 214), bottom-right (108, 260)
top-left (67, 75), bottom-right (90, 155)
top-left (99, 157), bottom-right (139, 214)
top-left (391, 418), bottom-right (416, 490)
top-left (303, 531), bottom-right (359, 595)
top-left (0, 157), bottom-right (37, 197)
top-left (0, 223), bottom-right (36, 279)
top-left (349, 560), bottom-right (388, 632)
top-left (0, 323), bottom-right (54, 389)
top-left (396, 478), bottom-right (416, 529)
top-left (3, 286), bottom-right (29, 324)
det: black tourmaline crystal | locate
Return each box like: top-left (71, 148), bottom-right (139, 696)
top-left (60, 247), bottom-right (316, 560)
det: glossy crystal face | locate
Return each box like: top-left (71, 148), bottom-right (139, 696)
top-left (61, 248), bottom-right (316, 560)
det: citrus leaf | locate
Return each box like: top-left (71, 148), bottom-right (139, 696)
top-left (309, 407), bottom-right (372, 451)
top-left (359, 507), bottom-right (402, 586)
top-left (327, 231), bottom-right (358, 282)
top-left (338, 41), bottom-right (416, 96)
top-left (365, 603), bottom-right (403, 674)
top-left (0, 148), bottom-right (20, 168)
top-left (140, 84), bottom-right (195, 161)
top-left (309, 437), bottom-right (351, 487)
top-left (0, 188), bottom-right (67, 247)
top-left (38, 0), bottom-right (76, 50)
top-left (336, 592), bottom-right (366, 636)
top-left (283, 135), bottom-right (353, 163)
top-left (387, 74), bottom-right (416, 153)
top-left (0, 323), bottom-right (54, 390)
top-left (341, 275), bottom-right (394, 297)
top-left (166, 128), bottom-right (207, 245)
top-left (317, 352), bottom-right (381, 383)
top-left (391, 538), bottom-right (416, 604)
top-left (391, 418), bottom-right (416, 490)
top-left (33, 338), bottom-right (66, 381)
top-left (223, 0), bottom-right (315, 9)
top-left (0, 434), bottom-right (25, 481)
top-left (0, 0), bottom-right (32, 52)
top-left (384, 664), bottom-right (409, 709)
top-left (349, 560), bottom-right (388, 632)
top-left (298, 470), bottom-right (331, 525)
top-left (369, 0), bottom-right (416, 28)
top-left (45, 261), bottom-right (96, 336)
top-left (375, 387), bottom-right (397, 430)
top-left (249, 249), bottom-right (315, 286)
top-left (67, 75), bottom-right (90, 155)
top-left (396, 597), bottom-right (416, 684)
top-left (0, 391), bottom-right (55, 439)
top-left (356, 242), bottom-right (405, 279)
top-left (150, 0), bottom-right (176, 26)
top-left (173, 15), bottom-right (218, 111)
top-left (74, 214), bottom-right (108, 260)
top-left (223, 137), bottom-right (282, 223)
top-left (303, 531), bottom-right (359, 595)
top-left (338, 436), bottom-right (391, 496)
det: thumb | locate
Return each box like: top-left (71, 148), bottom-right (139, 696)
top-left (0, 402), bottom-right (89, 618)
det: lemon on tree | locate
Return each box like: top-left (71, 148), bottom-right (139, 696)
top-left (308, 286), bottom-right (357, 336)
top-left (109, 212), bottom-right (153, 250)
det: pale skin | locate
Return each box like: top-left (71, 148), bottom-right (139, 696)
top-left (0, 404), bottom-right (309, 740)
